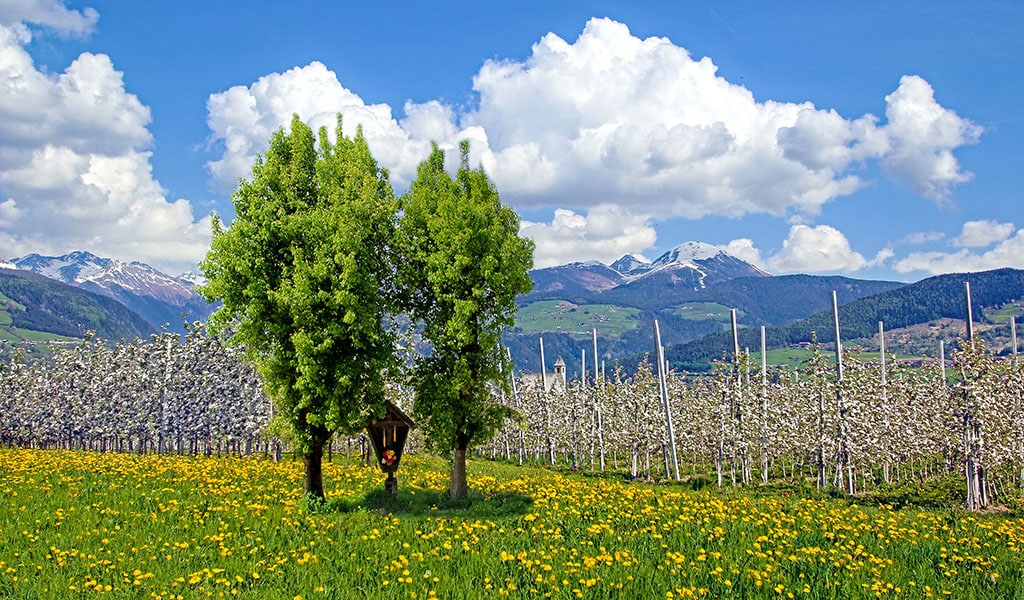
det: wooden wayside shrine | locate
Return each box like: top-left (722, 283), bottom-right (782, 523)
top-left (366, 401), bottom-right (416, 495)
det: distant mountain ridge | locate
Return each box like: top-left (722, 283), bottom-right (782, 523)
top-left (0, 268), bottom-right (155, 343)
top-left (11, 251), bottom-right (215, 333)
top-left (655, 267), bottom-right (1024, 372)
top-left (504, 241), bottom-right (909, 373)
top-left (11, 246), bottom-right (1018, 376)
top-left (525, 241), bottom-right (771, 304)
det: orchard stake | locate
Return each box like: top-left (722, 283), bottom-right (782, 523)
top-left (760, 325), bottom-right (769, 484)
top-left (593, 328), bottom-right (606, 471)
top-left (832, 291), bottom-right (851, 494)
top-left (654, 320), bottom-right (680, 481)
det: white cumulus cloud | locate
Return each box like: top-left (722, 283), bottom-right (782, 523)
top-left (0, 19), bottom-right (210, 274)
top-left (882, 75), bottom-right (984, 199)
top-left (205, 61), bottom-right (448, 193)
top-left (895, 228), bottom-right (1024, 275)
top-left (203, 19), bottom-right (982, 268)
top-left (519, 206), bottom-right (656, 268)
top-left (464, 18), bottom-right (868, 218)
top-left (0, 0), bottom-right (97, 36)
top-left (765, 224), bottom-right (868, 274)
top-left (722, 225), bottom-right (896, 275)
top-left (719, 238), bottom-right (767, 271)
top-left (204, 19), bottom-right (983, 222)
top-left (953, 219), bottom-right (1015, 248)
top-left (461, 20), bottom-right (980, 217)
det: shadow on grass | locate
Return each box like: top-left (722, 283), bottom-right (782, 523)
top-left (858, 475), bottom-right (968, 510)
top-left (569, 465), bottom-right (716, 492)
top-left (314, 487), bottom-right (533, 518)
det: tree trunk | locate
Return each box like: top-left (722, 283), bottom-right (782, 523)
top-left (450, 435), bottom-right (470, 499)
top-left (304, 434), bottom-right (328, 500)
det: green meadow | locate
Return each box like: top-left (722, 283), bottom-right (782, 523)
top-left (515, 301), bottom-right (641, 338)
top-left (1, 448), bottom-right (1022, 599)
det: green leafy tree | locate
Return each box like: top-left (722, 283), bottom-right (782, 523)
top-left (398, 141), bottom-right (534, 498)
top-left (200, 114), bottom-right (399, 500)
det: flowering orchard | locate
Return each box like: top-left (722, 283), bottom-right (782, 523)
top-left (0, 323), bottom-right (1022, 508)
top-left (492, 338), bottom-right (1024, 508)
top-left (0, 324), bottom-right (272, 455)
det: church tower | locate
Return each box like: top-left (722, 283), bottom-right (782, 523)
top-left (553, 356), bottom-right (567, 389)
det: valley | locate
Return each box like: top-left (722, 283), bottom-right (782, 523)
top-left (2, 244), bottom-right (1021, 374)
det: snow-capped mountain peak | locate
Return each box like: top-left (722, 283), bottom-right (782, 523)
top-left (610, 254), bottom-right (652, 276)
top-left (607, 241), bottom-right (770, 290)
top-left (10, 251), bottom-right (215, 332)
top-left (653, 241), bottom-right (722, 266)
top-left (176, 270), bottom-right (208, 287)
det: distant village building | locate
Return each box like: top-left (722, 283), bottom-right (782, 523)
top-left (518, 355), bottom-right (568, 394)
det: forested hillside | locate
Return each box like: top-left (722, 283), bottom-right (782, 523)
top-left (652, 268), bottom-right (1024, 372)
top-left (506, 270), bottom-right (905, 373)
top-left (0, 269), bottom-right (154, 343)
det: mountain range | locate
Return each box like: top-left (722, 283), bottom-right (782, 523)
top-left (0, 267), bottom-right (154, 348)
top-left (9, 251), bottom-right (214, 333)
top-left (3, 244), bottom-right (1021, 373)
top-left (504, 242), bottom-right (1023, 373)
top-left (527, 241), bottom-right (771, 303)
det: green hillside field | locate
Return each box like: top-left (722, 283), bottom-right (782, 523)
top-left (514, 300), bottom-right (641, 339)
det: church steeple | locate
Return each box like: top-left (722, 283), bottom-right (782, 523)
top-left (553, 356), bottom-right (567, 387)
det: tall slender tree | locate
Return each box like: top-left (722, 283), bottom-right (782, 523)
top-left (200, 114), bottom-right (399, 500)
top-left (398, 141), bottom-right (534, 498)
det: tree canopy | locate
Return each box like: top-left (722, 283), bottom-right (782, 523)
top-left (200, 114), bottom-right (399, 499)
top-left (398, 141), bottom-right (534, 498)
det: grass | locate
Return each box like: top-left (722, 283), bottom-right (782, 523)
top-left (745, 347), bottom-right (926, 371)
top-left (2, 448), bottom-right (1023, 598)
top-left (11, 328), bottom-right (78, 342)
top-left (515, 301), bottom-right (640, 338)
top-left (985, 300), bottom-right (1023, 325)
top-left (0, 291), bottom-right (26, 311)
top-left (673, 302), bottom-right (738, 323)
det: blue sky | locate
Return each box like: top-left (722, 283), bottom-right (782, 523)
top-left (0, 1), bottom-right (1020, 280)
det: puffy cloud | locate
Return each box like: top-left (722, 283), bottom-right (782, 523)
top-left (721, 225), bottom-right (897, 275)
top-left (460, 19), bottom-right (979, 217)
top-left (0, 30), bottom-right (151, 153)
top-left (736, 220), bottom-right (1021, 278)
top-left (205, 18), bottom-right (981, 228)
top-left (895, 228), bottom-right (1024, 275)
top-left (205, 62), bottom-right (441, 193)
top-left (401, 100), bottom-right (458, 145)
top-left (463, 18), bottom-right (869, 218)
top-left (0, 22), bottom-right (209, 274)
top-left (519, 206), bottom-right (656, 268)
top-left (953, 219), bottom-right (1015, 248)
top-left (881, 75), bottom-right (983, 199)
top-left (719, 238), bottom-right (767, 271)
top-left (777, 109), bottom-right (887, 172)
top-left (0, 0), bottom-right (97, 36)
top-left (766, 224), bottom-right (868, 274)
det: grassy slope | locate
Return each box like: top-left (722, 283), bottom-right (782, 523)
top-left (515, 300), bottom-right (739, 339)
top-left (514, 301), bottom-right (641, 338)
top-left (0, 269), bottom-right (154, 342)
